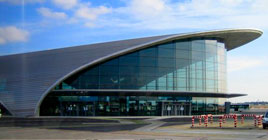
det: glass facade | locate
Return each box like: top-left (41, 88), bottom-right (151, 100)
top-left (40, 38), bottom-right (227, 116)
top-left (40, 95), bottom-right (225, 116)
top-left (55, 38), bottom-right (227, 92)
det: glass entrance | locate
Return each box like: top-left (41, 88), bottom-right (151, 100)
top-left (162, 102), bottom-right (191, 116)
top-left (61, 102), bottom-right (95, 116)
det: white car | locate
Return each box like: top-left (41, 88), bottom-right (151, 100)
top-left (263, 112), bottom-right (268, 129)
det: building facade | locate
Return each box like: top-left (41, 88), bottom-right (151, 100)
top-left (0, 29), bottom-right (262, 117)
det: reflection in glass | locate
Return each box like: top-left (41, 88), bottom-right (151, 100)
top-left (55, 38), bottom-right (227, 93)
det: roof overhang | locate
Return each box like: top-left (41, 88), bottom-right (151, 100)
top-left (151, 28), bottom-right (263, 51)
top-left (50, 90), bottom-right (247, 98)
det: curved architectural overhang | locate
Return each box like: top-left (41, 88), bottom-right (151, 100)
top-left (50, 90), bottom-right (247, 98)
top-left (35, 28), bottom-right (262, 116)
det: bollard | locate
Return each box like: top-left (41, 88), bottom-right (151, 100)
top-left (199, 116), bottom-right (202, 125)
top-left (258, 115), bottom-right (261, 127)
top-left (234, 115), bottom-right (237, 128)
top-left (223, 116), bottom-right (226, 123)
top-left (205, 115), bottom-right (208, 127)
top-left (241, 115), bottom-right (244, 124)
top-left (203, 115), bottom-right (205, 125)
top-left (210, 115), bottom-right (213, 124)
top-left (219, 116), bottom-right (222, 128)
top-left (254, 115), bottom-right (257, 127)
top-left (192, 116), bottom-right (195, 127)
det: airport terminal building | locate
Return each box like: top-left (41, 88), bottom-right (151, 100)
top-left (0, 29), bottom-right (262, 117)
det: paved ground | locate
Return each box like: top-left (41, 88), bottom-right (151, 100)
top-left (0, 117), bottom-right (268, 139)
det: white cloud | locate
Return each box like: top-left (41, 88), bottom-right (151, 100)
top-left (37, 7), bottom-right (67, 19)
top-left (0, 0), bottom-right (44, 4)
top-left (105, 0), bottom-right (268, 30)
top-left (75, 5), bottom-right (110, 20)
top-left (227, 56), bottom-right (263, 72)
top-left (42, 0), bottom-right (111, 27)
top-left (35, 0), bottom-right (268, 30)
top-left (52, 0), bottom-right (77, 9)
top-left (128, 0), bottom-right (169, 19)
top-left (0, 26), bottom-right (29, 45)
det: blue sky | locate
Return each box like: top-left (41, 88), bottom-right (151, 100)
top-left (0, 0), bottom-right (268, 102)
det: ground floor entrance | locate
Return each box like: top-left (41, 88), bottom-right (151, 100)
top-left (40, 95), bottom-right (225, 116)
top-left (162, 102), bottom-right (191, 116)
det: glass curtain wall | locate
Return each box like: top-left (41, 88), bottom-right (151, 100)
top-left (55, 38), bottom-right (227, 93)
top-left (41, 38), bottom-right (228, 116)
top-left (40, 95), bottom-right (226, 116)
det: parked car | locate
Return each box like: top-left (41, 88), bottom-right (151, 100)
top-left (262, 112), bottom-right (268, 129)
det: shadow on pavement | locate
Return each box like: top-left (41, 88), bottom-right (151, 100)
top-left (52, 124), bottom-right (148, 132)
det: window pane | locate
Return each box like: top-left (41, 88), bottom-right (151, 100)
top-left (206, 62), bottom-right (215, 71)
top-left (176, 41), bottom-right (190, 50)
top-left (84, 66), bottom-right (99, 75)
top-left (140, 48), bottom-right (157, 57)
top-left (157, 67), bottom-right (174, 76)
top-left (206, 53), bottom-right (216, 62)
top-left (190, 67), bottom-right (196, 79)
top-left (196, 69), bottom-right (203, 79)
top-left (158, 76), bottom-right (167, 87)
top-left (205, 40), bottom-right (217, 53)
top-left (192, 40), bottom-right (205, 52)
top-left (100, 65), bottom-right (118, 75)
top-left (119, 66), bottom-right (138, 76)
top-left (206, 79), bottom-right (215, 89)
top-left (206, 70), bottom-right (214, 79)
top-left (167, 73), bottom-right (173, 88)
top-left (158, 58), bottom-right (175, 67)
top-left (196, 79), bottom-right (203, 88)
top-left (119, 76), bottom-right (137, 87)
top-left (177, 77), bottom-right (186, 87)
top-left (158, 48), bottom-right (174, 58)
top-left (139, 57), bottom-right (157, 67)
top-left (192, 51), bottom-right (204, 60)
top-left (158, 42), bottom-right (174, 49)
top-left (119, 56), bottom-right (139, 66)
top-left (139, 67), bottom-right (156, 76)
top-left (176, 50), bottom-right (190, 59)
top-left (176, 68), bottom-right (187, 77)
top-left (195, 61), bottom-right (203, 70)
top-left (176, 59), bottom-right (189, 68)
top-left (147, 80), bottom-right (156, 89)
top-left (190, 78), bottom-right (196, 88)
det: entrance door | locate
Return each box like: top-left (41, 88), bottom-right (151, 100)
top-left (61, 102), bottom-right (95, 116)
top-left (176, 104), bottom-right (185, 115)
top-left (162, 102), bottom-right (191, 116)
top-left (163, 104), bottom-right (176, 116)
